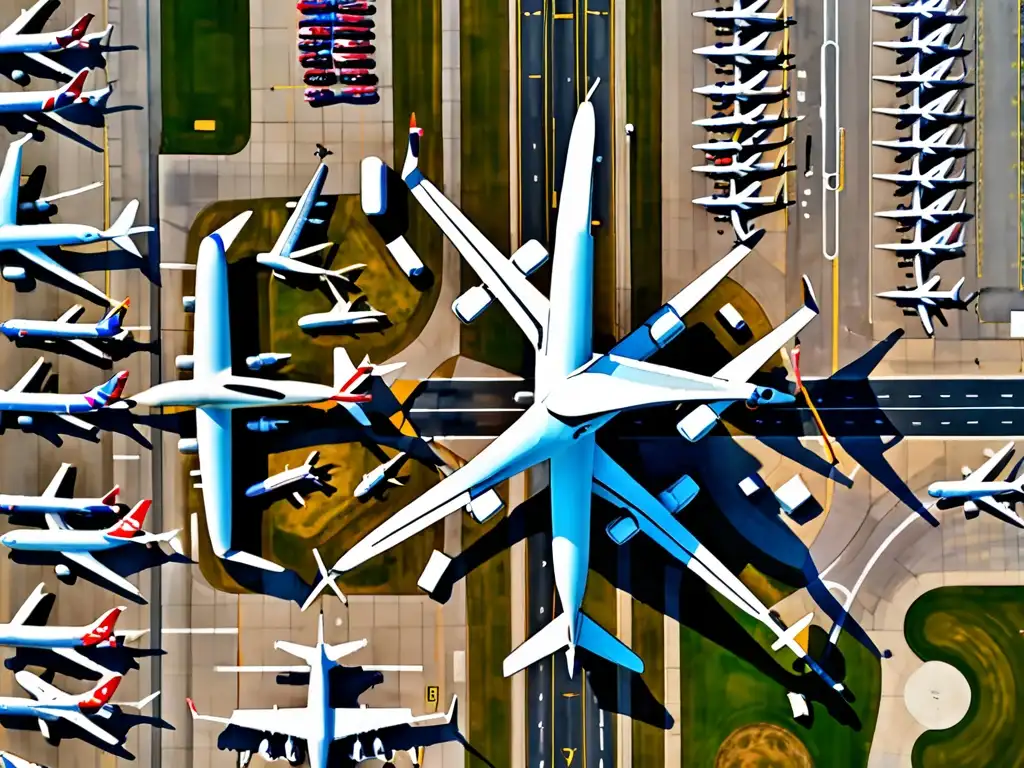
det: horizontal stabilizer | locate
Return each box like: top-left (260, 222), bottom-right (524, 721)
top-left (577, 613), bottom-right (644, 674)
top-left (503, 613), bottom-right (570, 677)
top-left (770, 612), bottom-right (814, 652)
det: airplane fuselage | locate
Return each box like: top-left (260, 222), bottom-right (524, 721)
top-left (928, 481), bottom-right (1019, 500)
top-left (0, 698), bottom-right (65, 719)
top-left (0, 223), bottom-right (103, 249)
top-left (0, 624), bottom-right (95, 649)
top-left (0, 496), bottom-right (116, 516)
top-left (0, 319), bottom-right (111, 341)
top-left (131, 375), bottom-right (337, 409)
top-left (306, 650), bottom-right (331, 768)
top-left (245, 469), bottom-right (313, 497)
top-left (0, 529), bottom-right (125, 553)
top-left (298, 311), bottom-right (386, 331)
top-left (0, 34), bottom-right (77, 54)
top-left (0, 392), bottom-right (96, 414)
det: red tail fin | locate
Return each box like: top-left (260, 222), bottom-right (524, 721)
top-left (100, 485), bottom-right (119, 505)
top-left (60, 68), bottom-right (89, 99)
top-left (106, 499), bottom-right (150, 539)
top-left (56, 14), bottom-right (94, 47)
top-left (81, 606), bottom-right (124, 646)
top-left (78, 674), bottom-right (120, 713)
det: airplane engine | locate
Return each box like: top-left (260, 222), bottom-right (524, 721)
top-left (676, 404), bottom-right (720, 442)
top-left (246, 352), bottom-right (291, 371)
top-left (18, 199), bottom-right (54, 216)
top-left (177, 438), bottom-right (199, 455)
top-left (2, 266), bottom-right (27, 282)
top-left (510, 239), bottom-right (549, 275)
top-left (175, 355), bottom-right (194, 372)
top-left (10, 70), bottom-right (28, 86)
top-left (963, 501), bottom-right (980, 520)
top-left (182, 296), bottom-right (195, 313)
top-left (284, 736), bottom-right (303, 766)
top-left (16, 415), bottom-right (33, 428)
top-left (54, 564), bottom-right (77, 585)
top-left (606, 515), bottom-right (640, 545)
top-left (745, 386), bottom-right (780, 409)
top-left (466, 488), bottom-right (504, 524)
top-left (452, 285), bottom-right (492, 324)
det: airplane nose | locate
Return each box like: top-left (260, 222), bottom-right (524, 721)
top-left (0, 533), bottom-right (14, 547)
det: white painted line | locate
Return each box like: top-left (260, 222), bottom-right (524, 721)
top-left (941, 394), bottom-right (950, 399)
top-left (941, 421), bottom-right (950, 425)
top-left (423, 435), bottom-right (498, 441)
top-left (163, 628), bottom-right (238, 635)
top-left (908, 394), bottom-right (921, 399)
top-left (1003, 394), bottom-right (1014, 399)
top-left (113, 454), bottom-right (139, 461)
top-left (967, 420), bottom-right (979, 425)
top-left (123, 326), bottom-right (151, 332)
top-left (967, 394), bottom-right (978, 398)
top-left (160, 263), bottom-right (196, 270)
top-left (409, 408), bottom-right (525, 413)
top-left (1003, 421), bottom-right (1014, 425)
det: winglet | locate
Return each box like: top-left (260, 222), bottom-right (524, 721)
top-left (100, 485), bottom-right (119, 505)
top-left (185, 697), bottom-right (199, 719)
top-left (210, 210), bottom-right (254, 255)
top-left (106, 499), bottom-right (150, 539)
top-left (81, 606), bottom-right (125, 646)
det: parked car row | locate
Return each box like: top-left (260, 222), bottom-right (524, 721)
top-left (295, 0), bottom-right (380, 106)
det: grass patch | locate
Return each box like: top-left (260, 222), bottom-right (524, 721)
top-left (633, 596), bottom-right (665, 768)
top-left (464, 482), bottom-right (512, 768)
top-left (185, 196), bottom-right (443, 595)
top-left (905, 586), bottom-right (1024, 767)
top-left (679, 596), bottom-right (881, 767)
top-left (160, 0), bottom-right (250, 155)
top-left (457, 0), bottom-right (527, 375)
top-left (625, 0), bottom-right (662, 329)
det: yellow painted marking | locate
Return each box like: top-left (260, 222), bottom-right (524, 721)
top-left (562, 691), bottom-right (580, 698)
top-left (591, 219), bottom-right (601, 226)
top-left (562, 747), bottom-right (578, 766)
top-left (553, 189), bottom-right (558, 208)
top-left (268, 84), bottom-right (305, 90)
top-left (837, 127), bottom-right (846, 192)
top-left (193, 119), bottom-right (216, 131)
top-left (554, 12), bottom-right (574, 18)
top-left (529, 73), bottom-right (543, 79)
top-left (426, 685), bottom-right (439, 706)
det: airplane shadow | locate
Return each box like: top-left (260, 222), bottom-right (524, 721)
top-left (5, 643), bottom-right (166, 681)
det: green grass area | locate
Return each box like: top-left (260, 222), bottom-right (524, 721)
top-left (185, 196), bottom-right (443, 595)
top-left (905, 587), bottom-right (1024, 767)
top-left (160, 0), bottom-right (250, 155)
top-left (633, 597), bottom-right (665, 768)
top-left (625, 0), bottom-right (663, 329)
top-left (464, 481), bottom-right (512, 768)
top-left (457, 0), bottom-right (528, 376)
top-left (679, 596), bottom-right (881, 767)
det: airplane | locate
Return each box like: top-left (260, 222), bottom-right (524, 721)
top-left (691, 150), bottom-right (794, 181)
top-left (129, 211), bottom-right (405, 572)
top-left (187, 613), bottom-right (459, 768)
top-left (0, 361), bottom-right (127, 416)
top-left (0, 670), bottom-right (122, 746)
top-left (353, 451), bottom-right (410, 499)
top-left (328, 91), bottom-right (847, 694)
top-left (255, 145), bottom-right (365, 287)
top-left (872, 122), bottom-right (969, 163)
top-left (875, 220), bottom-right (965, 258)
top-left (0, 358), bottom-right (98, 444)
top-left (693, 0), bottom-right (795, 29)
top-left (872, 20), bottom-right (968, 61)
top-left (693, 70), bottom-right (787, 104)
top-left (0, 135), bottom-right (151, 306)
top-left (872, 57), bottom-right (971, 98)
top-left (692, 179), bottom-right (792, 217)
top-left (872, 89), bottom-right (971, 129)
top-left (872, 0), bottom-right (968, 26)
top-left (872, 155), bottom-right (969, 194)
top-left (0, 499), bottom-right (183, 603)
top-left (693, 32), bottom-right (793, 66)
top-left (927, 442), bottom-right (1024, 526)
top-left (692, 100), bottom-right (796, 132)
top-left (298, 284), bottom-right (389, 335)
top-left (693, 130), bottom-right (793, 159)
top-left (0, 752), bottom-right (45, 768)
top-left (244, 450), bottom-right (329, 508)
top-left (0, 299), bottom-right (132, 364)
top-left (876, 255), bottom-right (977, 337)
top-left (0, 462), bottom-right (119, 518)
top-left (873, 187), bottom-right (966, 225)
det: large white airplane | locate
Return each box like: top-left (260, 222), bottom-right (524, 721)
top-left (874, 187), bottom-right (966, 224)
top-left (873, 122), bottom-right (967, 163)
top-left (691, 150), bottom-right (793, 180)
top-left (0, 135), bottom-right (150, 306)
top-left (873, 20), bottom-right (967, 59)
top-left (693, 100), bottom-right (795, 132)
top-left (0, 500), bottom-right (182, 602)
top-left (0, 462), bottom-right (119, 517)
top-left (187, 613), bottom-right (458, 768)
top-left (0, 299), bottom-right (132, 364)
top-left (928, 442), bottom-right (1024, 526)
top-left (129, 211), bottom-right (404, 573)
top-left (326, 89), bottom-right (846, 693)
top-left (693, 0), bottom-right (795, 29)
top-left (873, 89), bottom-right (970, 128)
top-left (0, 670), bottom-right (121, 746)
top-left (876, 255), bottom-right (976, 337)
top-left (872, 0), bottom-right (967, 23)
top-left (0, 358), bottom-right (127, 416)
top-left (872, 57), bottom-right (970, 97)
top-left (0, 0), bottom-right (112, 85)
top-left (872, 155), bottom-right (967, 192)
top-left (875, 220), bottom-right (965, 257)
top-left (694, 32), bottom-right (789, 66)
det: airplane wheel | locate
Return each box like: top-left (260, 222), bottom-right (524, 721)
top-left (55, 565), bottom-right (77, 585)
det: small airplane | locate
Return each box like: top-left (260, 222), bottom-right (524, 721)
top-left (244, 450), bottom-right (329, 508)
top-left (873, 89), bottom-right (971, 129)
top-left (691, 150), bottom-right (794, 180)
top-left (876, 255), bottom-right (977, 337)
top-left (130, 211), bottom-right (405, 572)
top-left (187, 613), bottom-right (459, 768)
top-left (872, 0), bottom-right (968, 25)
top-left (875, 220), bottom-right (965, 258)
top-left (873, 122), bottom-right (968, 163)
top-left (693, 0), bottom-right (795, 29)
top-left (872, 57), bottom-right (971, 97)
top-left (873, 187), bottom-right (966, 225)
top-left (0, 136), bottom-right (151, 306)
top-left (354, 451), bottom-right (410, 499)
top-left (693, 130), bottom-right (792, 159)
top-left (928, 442), bottom-right (1024, 526)
top-left (0, 752), bottom-right (45, 768)
top-left (0, 671), bottom-right (122, 746)
top-left (872, 155), bottom-right (969, 194)
top-left (693, 70), bottom-right (787, 103)
top-left (0, 298), bottom-right (132, 363)
top-left (298, 283), bottom-right (389, 335)
top-left (873, 20), bottom-right (968, 61)
top-left (0, 361), bottom-right (127, 416)
top-left (693, 179), bottom-right (791, 216)
top-left (693, 31), bottom-right (792, 66)
top-left (692, 100), bottom-right (796, 132)
top-left (256, 146), bottom-right (365, 287)
top-left (0, 462), bottom-right (119, 517)
top-left (0, 499), bottom-right (183, 603)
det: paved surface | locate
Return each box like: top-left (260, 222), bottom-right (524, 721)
top-left (518, 0), bottom-right (549, 244)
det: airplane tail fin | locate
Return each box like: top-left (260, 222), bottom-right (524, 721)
top-left (326, 262), bottom-right (366, 285)
top-left (288, 242), bottom-right (333, 261)
top-left (950, 276), bottom-right (967, 300)
top-left (402, 113), bottom-right (424, 180)
top-left (305, 450), bottom-right (321, 469)
top-left (502, 612), bottom-right (644, 679)
top-left (105, 499), bottom-right (150, 540)
top-left (48, 69), bottom-right (89, 110)
top-left (100, 485), bottom-right (119, 505)
top-left (80, 606), bottom-right (125, 646)
top-left (97, 297), bottom-right (130, 334)
top-left (300, 547), bottom-right (348, 612)
top-left (57, 13), bottom-right (94, 47)
top-left (76, 673), bottom-right (121, 713)
top-left (104, 200), bottom-right (151, 257)
top-left (85, 370), bottom-right (128, 408)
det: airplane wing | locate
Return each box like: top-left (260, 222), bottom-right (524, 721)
top-left (195, 407), bottom-right (234, 560)
top-left (69, 339), bottom-right (112, 362)
top-left (47, 707), bottom-right (119, 745)
top-left (15, 245), bottom-right (111, 305)
top-left (191, 218), bottom-right (238, 379)
top-left (56, 305), bottom-right (86, 324)
top-left (18, 112), bottom-right (103, 153)
top-left (8, 583), bottom-right (53, 627)
top-left (916, 303), bottom-right (935, 336)
top-left (336, 408), bottom-right (556, 572)
top-left (0, 135), bottom-right (30, 226)
top-left (267, 162), bottom-right (328, 258)
top-left (334, 705), bottom-right (451, 741)
top-left (9, 357), bottom-right (48, 394)
top-left (22, 50), bottom-right (77, 80)
top-left (42, 464), bottom-right (75, 497)
top-left (974, 495), bottom-right (1024, 528)
top-left (0, 0), bottom-right (58, 38)
top-left (62, 550), bottom-right (142, 600)
top-left (965, 442), bottom-right (1016, 483)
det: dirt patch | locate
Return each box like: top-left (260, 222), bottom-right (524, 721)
top-left (714, 723), bottom-right (813, 768)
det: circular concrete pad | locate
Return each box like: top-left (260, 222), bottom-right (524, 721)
top-left (904, 661), bottom-right (971, 730)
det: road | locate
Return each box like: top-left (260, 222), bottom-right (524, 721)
top-left (519, 0), bottom-right (549, 244)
